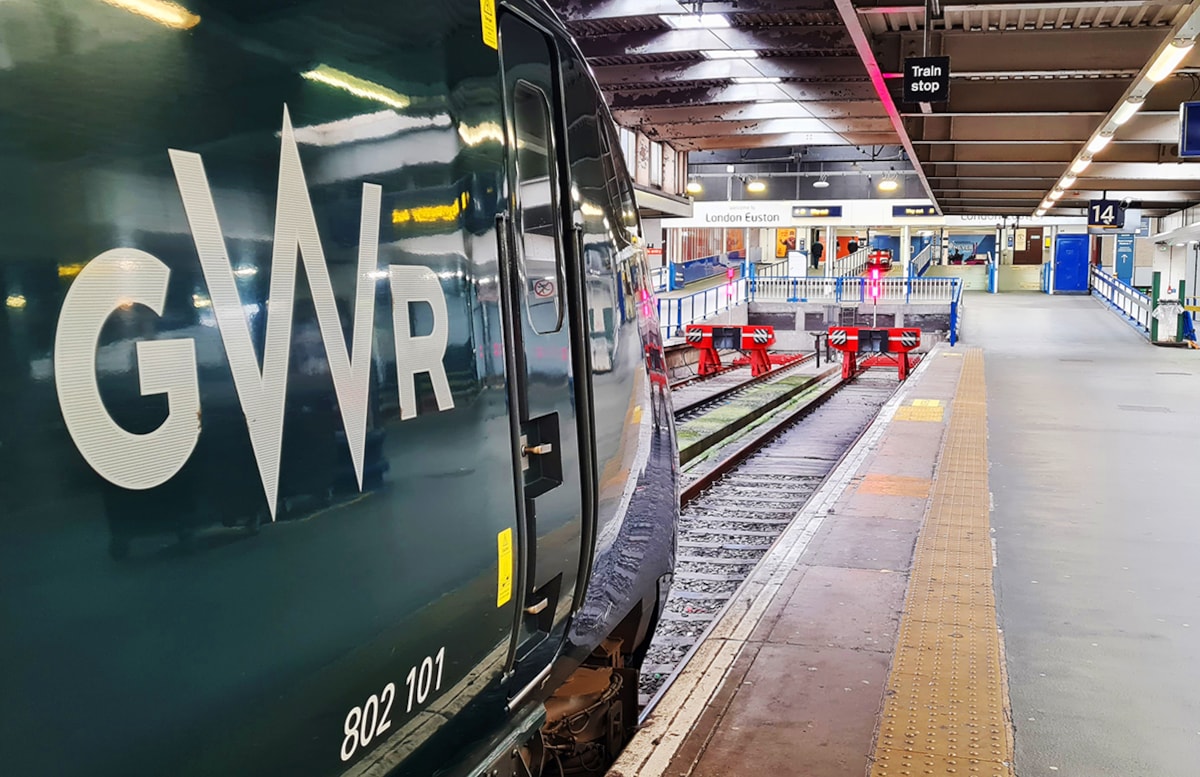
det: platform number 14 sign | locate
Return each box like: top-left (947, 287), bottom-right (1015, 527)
top-left (1088, 199), bottom-right (1124, 229)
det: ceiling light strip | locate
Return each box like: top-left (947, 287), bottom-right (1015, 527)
top-left (1036, 6), bottom-right (1200, 216)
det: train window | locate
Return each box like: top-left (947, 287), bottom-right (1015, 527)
top-left (513, 80), bottom-right (564, 335)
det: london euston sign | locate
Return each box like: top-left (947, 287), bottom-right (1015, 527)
top-left (903, 56), bottom-right (950, 103)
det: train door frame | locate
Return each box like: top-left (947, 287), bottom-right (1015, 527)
top-left (495, 6), bottom-right (597, 709)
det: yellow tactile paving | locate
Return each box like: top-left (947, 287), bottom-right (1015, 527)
top-left (894, 404), bottom-right (946, 422)
top-left (870, 349), bottom-right (1015, 777)
top-left (858, 474), bottom-right (933, 499)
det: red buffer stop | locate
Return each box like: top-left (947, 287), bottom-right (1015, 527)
top-left (827, 326), bottom-right (921, 381)
top-left (685, 324), bottom-right (777, 377)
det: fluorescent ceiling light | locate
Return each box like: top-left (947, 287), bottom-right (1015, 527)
top-left (1041, 201), bottom-right (1053, 209)
top-left (662, 13), bottom-right (729, 29)
top-left (1071, 157), bottom-right (1092, 174)
top-left (686, 180), bottom-right (703, 194)
top-left (101, 0), bottom-right (200, 29)
top-left (732, 76), bottom-right (782, 84)
top-left (1035, 210), bottom-right (1046, 217)
top-left (704, 49), bottom-right (759, 60)
top-left (1147, 40), bottom-right (1194, 83)
top-left (1049, 189), bottom-right (1064, 200)
top-left (1086, 133), bottom-right (1113, 154)
top-left (302, 65), bottom-right (411, 110)
top-left (1060, 174), bottom-right (1077, 187)
top-left (1112, 98), bottom-right (1144, 126)
top-left (746, 180), bottom-right (767, 193)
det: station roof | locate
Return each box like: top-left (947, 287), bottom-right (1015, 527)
top-left (550, 0), bottom-right (1200, 218)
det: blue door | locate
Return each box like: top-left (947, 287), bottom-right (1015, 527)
top-left (1054, 234), bottom-right (1090, 293)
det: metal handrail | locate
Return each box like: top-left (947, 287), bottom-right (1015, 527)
top-left (659, 274), bottom-right (964, 342)
top-left (1090, 266), bottom-right (1151, 337)
top-left (656, 278), bottom-right (749, 340)
top-left (827, 247), bottom-right (872, 277)
top-left (751, 276), bottom-right (960, 304)
top-left (650, 265), bottom-right (669, 292)
top-left (909, 244), bottom-right (934, 278)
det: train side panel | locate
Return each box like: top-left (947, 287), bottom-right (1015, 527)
top-left (2, 2), bottom-right (517, 776)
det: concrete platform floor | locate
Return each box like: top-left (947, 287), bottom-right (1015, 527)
top-left (614, 291), bottom-right (1200, 777)
top-left (963, 293), bottom-right (1200, 777)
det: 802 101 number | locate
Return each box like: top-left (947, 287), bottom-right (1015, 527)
top-left (340, 647), bottom-right (446, 762)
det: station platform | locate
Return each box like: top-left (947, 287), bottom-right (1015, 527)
top-left (615, 293), bottom-right (1200, 777)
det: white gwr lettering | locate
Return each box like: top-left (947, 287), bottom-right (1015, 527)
top-left (54, 249), bottom-right (200, 490)
top-left (55, 106), bottom-right (456, 517)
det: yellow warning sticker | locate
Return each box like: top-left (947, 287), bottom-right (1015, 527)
top-left (480, 0), bottom-right (498, 50)
top-left (496, 528), bottom-right (513, 607)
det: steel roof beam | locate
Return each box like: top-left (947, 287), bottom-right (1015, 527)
top-left (574, 26), bottom-right (851, 59)
top-left (648, 117), bottom-right (896, 138)
top-left (607, 81), bottom-right (880, 109)
top-left (615, 102), bottom-right (818, 125)
top-left (592, 56), bottom-right (868, 87)
top-left (552, 0), bottom-right (835, 21)
top-left (671, 131), bottom-right (900, 150)
top-left (832, 0), bottom-right (937, 202)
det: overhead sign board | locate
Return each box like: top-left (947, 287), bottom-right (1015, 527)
top-left (673, 201), bottom-right (791, 228)
top-left (792, 205), bottom-right (843, 218)
top-left (1088, 199), bottom-right (1125, 229)
top-left (1180, 101), bottom-right (1200, 158)
top-left (903, 56), bottom-right (950, 103)
top-left (1115, 233), bottom-right (1135, 284)
top-left (892, 205), bottom-right (939, 217)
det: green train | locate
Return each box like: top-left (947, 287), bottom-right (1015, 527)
top-left (0, 1), bottom-right (679, 775)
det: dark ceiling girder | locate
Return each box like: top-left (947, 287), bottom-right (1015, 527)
top-left (671, 131), bottom-right (900, 150)
top-left (607, 81), bottom-right (880, 109)
top-left (645, 117), bottom-right (896, 140)
top-left (882, 28), bottom-right (1167, 72)
top-left (613, 101), bottom-right (892, 133)
top-left (553, 0), bottom-right (835, 22)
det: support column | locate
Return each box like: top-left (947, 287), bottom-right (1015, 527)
top-left (1151, 271), bottom-right (1161, 341)
top-left (823, 225), bottom-right (836, 277)
top-left (900, 225), bottom-right (912, 274)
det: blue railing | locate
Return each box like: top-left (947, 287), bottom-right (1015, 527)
top-left (751, 275), bottom-right (960, 305)
top-left (651, 265), bottom-right (669, 293)
top-left (656, 278), bottom-right (749, 339)
top-left (949, 275), bottom-right (964, 346)
top-left (1090, 266), bottom-right (1151, 337)
top-left (658, 275), bottom-right (965, 342)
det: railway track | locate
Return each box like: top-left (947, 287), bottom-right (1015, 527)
top-left (672, 353), bottom-right (815, 424)
top-left (638, 370), bottom-right (898, 709)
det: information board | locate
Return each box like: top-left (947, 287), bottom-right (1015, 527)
top-left (1088, 199), bottom-right (1125, 229)
top-left (792, 205), bottom-right (843, 218)
top-left (1180, 101), bottom-right (1200, 158)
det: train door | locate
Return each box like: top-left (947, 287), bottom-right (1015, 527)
top-left (497, 11), bottom-right (587, 701)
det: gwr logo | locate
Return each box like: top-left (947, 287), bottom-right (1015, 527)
top-left (54, 107), bottom-right (456, 518)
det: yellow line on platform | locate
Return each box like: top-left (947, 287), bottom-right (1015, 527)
top-left (870, 348), bottom-right (1015, 777)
